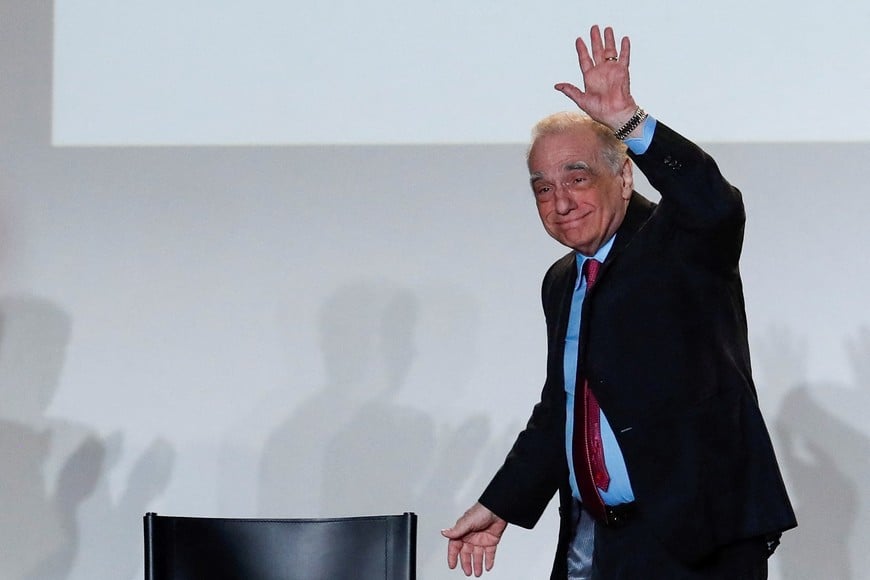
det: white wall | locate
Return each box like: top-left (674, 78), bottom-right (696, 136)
top-left (52, 1), bottom-right (870, 145)
top-left (2, 1), bottom-right (869, 579)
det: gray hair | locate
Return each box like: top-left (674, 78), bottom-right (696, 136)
top-left (528, 111), bottom-right (628, 175)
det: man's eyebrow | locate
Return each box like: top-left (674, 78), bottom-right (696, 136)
top-left (529, 161), bottom-right (592, 185)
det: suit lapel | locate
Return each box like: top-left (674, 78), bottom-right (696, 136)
top-left (545, 193), bottom-right (655, 381)
top-left (544, 254), bottom-right (577, 383)
top-left (601, 192), bottom-right (656, 274)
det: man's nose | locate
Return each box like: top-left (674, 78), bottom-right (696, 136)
top-left (554, 184), bottom-right (576, 215)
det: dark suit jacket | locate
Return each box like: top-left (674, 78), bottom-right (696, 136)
top-left (479, 122), bottom-right (797, 578)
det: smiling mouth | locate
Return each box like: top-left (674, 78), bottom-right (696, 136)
top-left (556, 209), bottom-right (593, 225)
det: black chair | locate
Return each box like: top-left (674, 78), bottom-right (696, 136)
top-left (144, 512), bottom-right (416, 580)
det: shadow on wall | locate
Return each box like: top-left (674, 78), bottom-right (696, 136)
top-left (317, 285), bottom-right (435, 517)
top-left (1, 2), bottom-right (177, 577)
top-left (3, 0), bottom-right (529, 576)
top-left (255, 280), bottom-right (533, 577)
top-left (756, 325), bottom-right (870, 579)
top-left (0, 296), bottom-right (176, 580)
top-left (257, 283), bottom-right (433, 516)
top-left (0, 295), bottom-right (76, 578)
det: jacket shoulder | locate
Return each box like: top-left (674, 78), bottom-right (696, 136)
top-left (541, 253), bottom-right (575, 307)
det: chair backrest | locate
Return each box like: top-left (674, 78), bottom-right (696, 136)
top-left (144, 512), bottom-right (416, 580)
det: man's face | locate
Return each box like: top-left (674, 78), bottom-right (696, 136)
top-left (528, 126), bottom-right (633, 255)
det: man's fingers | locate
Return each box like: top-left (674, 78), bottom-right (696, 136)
top-left (484, 545), bottom-right (497, 571)
top-left (575, 36), bottom-right (593, 73)
top-left (441, 517), bottom-right (471, 540)
top-left (603, 26), bottom-right (617, 58)
top-left (620, 35), bottom-right (631, 66)
top-left (588, 25), bottom-right (627, 65)
top-left (589, 24), bottom-right (604, 62)
top-left (472, 545), bottom-right (485, 577)
top-left (441, 525), bottom-right (461, 540)
top-left (554, 83), bottom-right (585, 108)
top-left (455, 542), bottom-right (497, 577)
top-left (446, 539), bottom-right (461, 569)
top-left (459, 547), bottom-right (473, 576)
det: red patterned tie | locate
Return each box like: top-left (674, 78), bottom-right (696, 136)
top-left (573, 258), bottom-right (611, 521)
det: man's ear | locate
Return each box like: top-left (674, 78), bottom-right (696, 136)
top-left (620, 158), bottom-right (634, 199)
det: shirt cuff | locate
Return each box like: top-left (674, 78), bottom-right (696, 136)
top-left (624, 116), bottom-right (657, 155)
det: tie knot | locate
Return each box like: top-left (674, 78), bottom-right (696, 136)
top-left (583, 258), bottom-right (601, 289)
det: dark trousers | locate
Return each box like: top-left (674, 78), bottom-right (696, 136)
top-left (591, 518), bottom-right (769, 579)
top-left (568, 500), bottom-right (769, 580)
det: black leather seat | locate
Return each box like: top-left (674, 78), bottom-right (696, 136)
top-left (144, 512), bottom-right (416, 580)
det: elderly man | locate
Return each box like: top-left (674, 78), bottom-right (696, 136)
top-left (442, 26), bottom-right (796, 579)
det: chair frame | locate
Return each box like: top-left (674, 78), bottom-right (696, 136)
top-left (144, 511), bottom-right (417, 580)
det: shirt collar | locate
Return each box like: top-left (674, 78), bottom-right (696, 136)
top-left (574, 235), bottom-right (616, 289)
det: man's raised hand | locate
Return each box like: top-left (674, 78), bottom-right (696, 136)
top-left (555, 25), bottom-right (638, 131)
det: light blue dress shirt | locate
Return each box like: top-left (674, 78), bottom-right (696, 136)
top-left (625, 115), bottom-right (656, 155)
top-left (563, 115), bottom-right (657, 505)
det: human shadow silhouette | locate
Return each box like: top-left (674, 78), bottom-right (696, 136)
top-left (257, 283), bottom-right (412, 516)
top-left (256, 281), bottom-right (552, 577)
top-left (0, 293), bottom-right (176, 580)
top-left (756, 324), bottom-right (870, 579)
top-left (66, 435), bottom-right (174, 580)
top-left (320, 286), bottom-right (435, 517)
top-left (25, 436), bottom-right (106, 580)
top-left (0, 295), bottom-right (81, 579)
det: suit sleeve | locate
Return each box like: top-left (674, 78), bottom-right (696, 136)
top-left (629, 122), bottom-right (745, 266)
